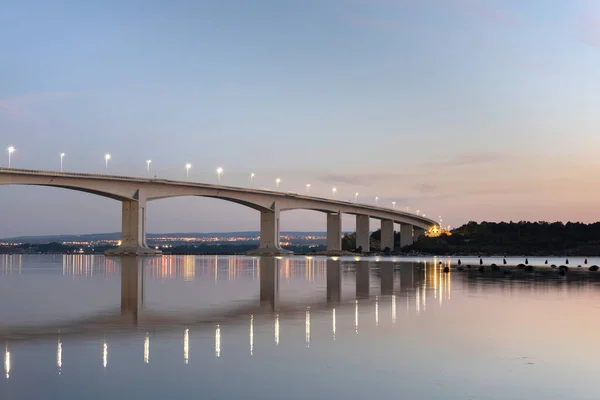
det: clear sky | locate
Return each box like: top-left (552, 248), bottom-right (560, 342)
top-left (1, 0), bottom-right (600, 237)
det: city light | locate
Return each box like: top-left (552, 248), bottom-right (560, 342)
top-left (146, 160), bottom-right (151, 174)
top-left (275, 178), bottom-right (281, 189)
top-left (216, 167), bottom-right (223, 184)
top-left (416, 209), bottom-right (420, 215)
top-left (7, 146), bottom-right (15, 168)
top-left (185, 163), bottom-right (191, 178)
top-left (306, 184), bottom-right (311, 193)
top-left (104, 154), bottom-right (111, 171)
top-left (392, 201), bottom-right (396, 209)
top-left (332, 187), bottom-right (337, 197)
top-left (354, 192), bottom-right (359, 202)
top-left (60, 153), bottom-right (65, 173)
top-left (250, 172), bottom-right (255, 181)
top-left (375, 196), bottom-right (379, 205)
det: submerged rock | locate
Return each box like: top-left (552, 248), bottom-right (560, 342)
top-left (491, 264), bottom-right (500, 271)
top-left (517, 263), bottom-right (526, 269)
top-left (443, 266), bottom-right (450, 273)
top-left (551, 264), bottom-right (557, 268)
top-left (589, 265), bottom-right (599, 272)
top-left (524, 265), bottom-right (534, 272)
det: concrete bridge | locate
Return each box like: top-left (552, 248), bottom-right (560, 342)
top-left (0, 168), bottom-right (437, 255)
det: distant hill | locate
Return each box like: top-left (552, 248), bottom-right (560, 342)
top-left (0, 231), bottom-right (332, 244)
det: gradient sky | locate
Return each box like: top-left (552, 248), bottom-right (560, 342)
top-left (1, 0), bottom-right (600, 237)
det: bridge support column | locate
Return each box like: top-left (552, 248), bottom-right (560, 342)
top-left (249, 204), bottom-right (292, 256)
top-left (356, 261), bottom-right (370, 299)
top-left (355, 215), bottom-right (370, 253)
top-left (327, 258), bottom-right (342, 304)
top-left (414, 227), bottom-right (425, 240)
top-left (326, 213), bottom-right (342, 252)
top-left (400, 223), bottom-right (414, 248)
top-left (106, 197), bottom-right (161, 256)
top-left (260, 257), bottom-right (279, 311)
top-left (120, 257), bottom-right (145, 324)
top-left (380, 219), bottom-right (394, 251)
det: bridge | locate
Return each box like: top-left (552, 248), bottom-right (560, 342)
top-left (0, 168), bottom-right (437, 256)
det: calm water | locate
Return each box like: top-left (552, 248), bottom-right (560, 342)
top-left (2, 254), bottom-right (600, 399)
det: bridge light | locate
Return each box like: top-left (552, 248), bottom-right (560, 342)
top-left (216, 167), bottom-right (223, 184)
top-left (185, 163), bottom-right (191, 178)
top-left (416, 209), bottom-right (420, 215)
top-left (146, 160), bottom-right (151, 174)
top-left (306, 184), bottom-right (311, 193)
top-left (275, 178), bottom-right (281, 189)
top-left (375, 196), bottom-right (379, 205)
top-left (7, 146), bottom-right (15, 168)
top-left (104, 154), bottom-right (111, 171)
top-left (332, 187), bottom-right (337, 197)
top-left (392, 201), bottom-right (396, 209)
top-left (354, 192), bottom-right (359, 202)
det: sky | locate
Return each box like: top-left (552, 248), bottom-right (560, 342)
top-left (1, 0), bottom-right (600, 237)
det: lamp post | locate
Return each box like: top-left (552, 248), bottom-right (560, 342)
top-left (306, 184), bottom-right (311, 193)
top-left (186, 163), bottom-right (191, 178)
top-left (332, 187), bottom-right (337, 197)
top-left (354, 192), bottom-right (359, 202)
top-left (375, 196), bottom-right (379, 205)
top-left (104, 154), bottom-right (111, 171)
top-left (217, 167), bottom-right (223, 184)
top-left (416, 210), bottom-right (420, 215)
top-left (60, 153), bottom-right (65, 172)
top-left (7, 147), bottom-right (15, 168)
top-left (275, 178), bottom-right (281, 189)
top-left (146, 160), bottom-right (151, 174)
top-left (392, 201), bottom-right (396, 209)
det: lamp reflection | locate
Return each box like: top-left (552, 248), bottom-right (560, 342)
top-left (184, 329), bottom-right (189, 364)
top-left (332, 308), bottom-right (336, 340)
top-left (57, 336), bottom-right (62, 373)
top-left (250, 315), bottom-right (254, 356)
top-left (375, 296), bottom-right (379, 327)
top-left (392, 294), bottom-right (397, 324)
top-left (4, 344), bottom-right (9, 379)
top-left (305, 308), bottom-right (311, 348)
top-left (144, 333), bottom-right (150, 364)
top-left (274, 314), bottom-right (280, 345)
top-left (355, 300), bottom-right (359, 334)
top-left (102, 339), bottom-right (107, 368)
top-left (215, 325), bottom-right (221, 358)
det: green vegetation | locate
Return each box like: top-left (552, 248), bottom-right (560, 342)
top-left (408, 221), bottom-right (600, 256)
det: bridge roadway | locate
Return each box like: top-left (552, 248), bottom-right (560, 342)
top-left (0, 168), bottom-right (437, 256)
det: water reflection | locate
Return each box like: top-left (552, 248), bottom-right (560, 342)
top-left (4, 344), bottom-right (9, 379)
top-left (143, 333), bottom-right (149, 364)
top-left (183, 329), bottom-right (189, 364)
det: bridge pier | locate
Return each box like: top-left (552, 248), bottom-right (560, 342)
top-left (326, 213), bottom-right (342, 252)
top-left (414, 227), bottom-right (425, 240)
top-left (400, 223), bottom-right (414, 248)
top-left (356, 215), bottom-right (370, 252)
top-left (120, 257), bottom-right (145, 324)
top-left (326, 258), bottom-right (342, 304)
top-left (106, 198), bottom-right (161, 256)
top-left (260, 257), bottom-right (280, 311)
top-left (380, 219), bottom-right (394, 251)
top-left (248, 205), bottom-right (292, 256)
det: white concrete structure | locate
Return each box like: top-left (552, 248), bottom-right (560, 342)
top-left (0, 168), bottom-right (437, 255)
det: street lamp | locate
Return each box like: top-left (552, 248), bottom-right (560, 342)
top-left (217, 167), bottom-right (223, 184)
top-left (332, 187), bottom-right (337, 197)
top-left (104, 154), bottom-right (111, 171)
top-left (275, 178), bottom-right (281, 189)
top-left (146, 160), bottom-right (151, 174)
top-left (7, 146), bottom-right (15, 168)
top-left (306, 184), bottom-right (311, 193)
top-left (416, 209), bottom-right (420, 215)
top-left (60, 153), bottom-right (65, 172)
top-left (375, 196), bottom-right (379, 205)
top-left (185, 163), bottom-right (191, 178)
top-left (250, 173), bottom-right (255, 181)
top-left (354, 192), bottom-right (359, 202)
